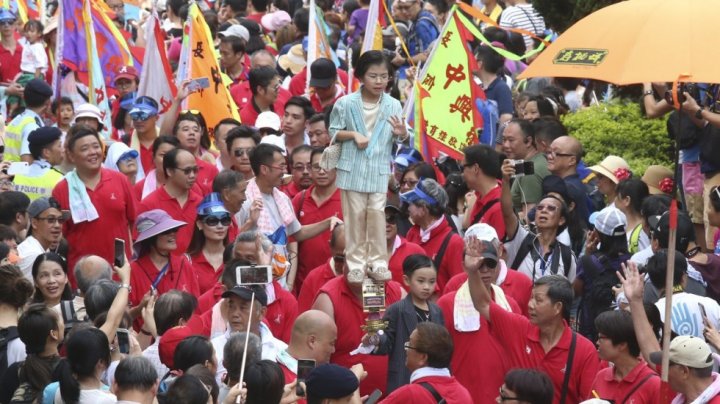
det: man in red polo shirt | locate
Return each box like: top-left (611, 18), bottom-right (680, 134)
top-left (385, 203), bottom-right (425, 290)
top-left (138, 148), bottom-right (201, 254)
top-left (461, 144), bottom-right (505, 238)
top-left (313, 266), bottom-right (405, 396)
top-left (436, 228), bottom-right (521, 402)
top-left (298, 224), bottom-right (345, 313)
top-left (283, 145), bottom-right (313, 199)
top-left (307, 59), bottom-right (346, 113)
top-left (126, 96), bottom-right (160, 174)
top-left (52, 127), bottom-right (136, 288)
top-left (230, 49), bottom-right (291, 110)
top-left (218, 24), bottom-right (252, 85)
top-left (276, 310), bottom-right (337, 385)
top-left (470, 240), bottom-right (600, 404)
top-left (589, 310), bottom-right (660, 403)
top-left (239, 66), bottom-right (284, 126)
top-left (288, 62), bottom-right (355, 97)
top-left (111, 65), bottom-right (139, 124)
top-left (443, 224), bottom-right (532, 315)
top-left (292, 147), bottom-right (343, 294)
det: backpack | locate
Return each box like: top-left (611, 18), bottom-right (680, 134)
top-left (0, 326), bottom-right (19, 380)
top-left (667, 110), bottom-right (701, 149)
top-left (510, 233), bottom-right (573, 279)
top-left (475, 98), bottom-right (499, 146)
top-left (10, 356), bottom-right (62, 404)
top-left (578, 253), bottom-right (618, 340)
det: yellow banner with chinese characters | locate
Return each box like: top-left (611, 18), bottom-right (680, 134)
top-left (414, 13), bottom-right (483, 161)
top-left (185, 4), bottom-right (240, 132)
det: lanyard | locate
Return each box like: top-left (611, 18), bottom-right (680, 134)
top-left (151, 262), bottom-right (171, 290)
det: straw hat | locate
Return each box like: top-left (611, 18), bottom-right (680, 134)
top-left (642, 165), bottom-right (674, 195)
top-left (278, 44), bottom-right (306, 75)
top-left (589, 155), bottom-right (630, 183)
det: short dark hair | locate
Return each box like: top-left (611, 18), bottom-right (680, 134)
top-left (532, 117), bottom-right (567, 145)
top-left (165, 375), bottom-right (210, 404)
top-left (115, 357), bottom-right (159, 392)
top-left (66, 124), bottom-right (101, 152)
top-left (225, 125), bottom-right (261, 155)
top-left (310, 146), bottom-right (325, 162)
top-left (284, 96), bottom-right (314, 120)
top-left (152, 135), bottom-right (181, 156)
top-left (0, 191), bottom-right (30, 226)
top-left (245, 360), bottom-right (285, 404)
top-left (224, 332), bottom-right (262, 382)
top-left (308, 113), bottom-right (325, 125)
top-left (413, 322), bottom-right (453, 368)
top-left (250, 0), bottom-right (268, 13)
top-left (641, 194), bottom-right (672, 223)
top-left (534, 275), bottom-right (574, 321)
top-left (249, 143), bottom-right (284, 176)
top-left (462, 144), bottom-right (501, 179)
top-left (647, 249), bottom-right (687, 290)
top-left (289, 144), bottom-right (312, 165)
top-left (162, 148), bottom-right (191, 177)
top-left (224, 0), bottom-right (246, 12)
top-left (475, 45), bottom-right (505, 74)
top-left (293, 7), bottom-right (309, 35)
top-left (526, 95), bottom-right (557, 118)
top-left (504, 369), bottom-right (554, 404)
top-left (617, 178), bottom-right (650, 214)
top-left (154, 290), bottom-right (198, 335)
top-left (51, 96), bottom-right (74, 115)
top-left (220, 34), bottom-right (246, 54)
top-left (249, 66), bottom-right (279, 96)
top-left (402, 254), bottom-right (434, 277)
top-left (595, 310), bottom-right (641, 357)
top-left (508, 118), bottom-right (536, 146)
top-left (213, 170), bottom-right (245, 195)
top-left (0, 224), bottom-right (17, 242)
top-left (173, 335), bottom-right (214, 372)
top-left (214, 118), bottom-right (241, 137)
top-left (354, 50), bottom-right (392, 79)
top-left (167, 0), bottom-right (186, 16)
top-left (185, 365), bottom-right (219, 404)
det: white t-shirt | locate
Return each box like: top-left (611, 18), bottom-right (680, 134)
top-left (20, 42), bottom-right (48, 74)
top-left (17, 235), bottom-right (46, 281)
top-left (504, 224), bottom-right (577, 282)
top-left (656, 292), bottom-right (720, 339)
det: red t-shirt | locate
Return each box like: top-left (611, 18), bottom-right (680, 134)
top-left (467, 184), bottom-right (505, 240)
top-left (297, 261), bottom-right (338, 313)
top-left (238, 93), bottom-right (292, 127)
top-left (195, 157), bottom-right (219, 197)
top-left (190, 251), bottom-right (224, 295)
top-left (129, 254), bottom-right (201, 306)
top-left (52, 169), bottom-right (136, 288)
top-left (265, 281), bottom-right (299, 343)
top-left (292, 187), bottom-right (343, 294)
top-left (138, 187), bottom-right (202, 254)
top-left (388, 237), bottom-right (426, 291)
top-left (309, 86), bottom-right (346, 113)
top-left (319, 276), bottom-right (403, 396)
top-left (405, 218), bottom-right (464, 293)
top-left (488, 302), bottom-right (601, 403)
top-left (198, 282), bottom-right (223, 314)
top-left (288, 67), bottom-right (356, 97)
top-left (230, 81), bottom-right (291, 112)
top-left (437, 289), bottom-right (519, 402)
top-left (0, 41), bottom-right (22, 83)
top-left (139, 142), bottom-right (154, 175)
top-left (444, 266), bottom-right (533, 316)
top-left (380, 375), bottom-right (473, 404)
top-left (590, 360), bottom-right (660, 403)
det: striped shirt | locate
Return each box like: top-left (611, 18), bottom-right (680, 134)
top-left (499, 4), bottom-right (546, 50)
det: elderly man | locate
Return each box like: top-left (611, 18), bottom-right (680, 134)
top-left (17, 197), bottom-right (64, 280)
top-left (219, 332), bottom-right (262, 402)
top-left (546, 135), bottom-right (590, 224)
top-left (276, 310), bottom-right (338, 384)
top-left (73, 255), bottom-right (113, 296)
top-left (112, 357), bottom-right (159, 404)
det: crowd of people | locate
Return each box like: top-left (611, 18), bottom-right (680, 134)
top-left (1, 0), bottom-right (720, 403)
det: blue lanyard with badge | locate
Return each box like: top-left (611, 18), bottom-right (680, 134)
top-left (151, 262), bottom-right (171, 290)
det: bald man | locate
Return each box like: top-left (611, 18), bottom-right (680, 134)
top-left (73, 255), bottom-right (113, 296)
top-left (276, 310), bottom-right (338, 385)
top-left (546, 136), bottom-right (590, 223)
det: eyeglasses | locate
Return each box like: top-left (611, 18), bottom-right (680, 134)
top-left (203, 215), bottom-right (232, 227)
top-left (546, 150), bottom-right (575, 158)
top-left (385, 214), bottom-right (398, 225)
top-left (35, 216), bottom-right (66, 225)
top-left (175, 166), bottom-right (199, 175)
top-left (233, 148), bottom-right (254, 158)
top-left (311, 163), bottom-right (324, 172)
top-left (536, 204), bottom-right (559, 213)
top-left (0, 20), bottom-right (16, 26)
top-left (367, 74), bottom-right (390, 82)
top-left (293, 163), bottom-right (313, 172)
top-left (401, 179), bottom-right (419, 187)
top-left (403, 341), bottom-right (421, 351)
top-left (498, 387), bottom-right (520, 402)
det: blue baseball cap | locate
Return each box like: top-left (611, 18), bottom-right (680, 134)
top-left (119, 91), bottom-right (137, 110)
top-left (0, 9), bottom-right (16, 21)
top-left (197, 192), bottom-right (230, 216)
top-left (399, 178), bottom-right (438, 206)
top-left (129, 96), bottom-right (159, 120)
top-left (394, 148), bottom-right (422, 170)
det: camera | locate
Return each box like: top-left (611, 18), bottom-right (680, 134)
top-left (664, 83), bottom-right (698, 105)
top-left (510, 159), bottom-right (535, 178)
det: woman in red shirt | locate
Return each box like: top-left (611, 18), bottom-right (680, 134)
top-left (187, 193), bottom-right (231, 294)
top-left (129, 209), bottom-right (200, 315)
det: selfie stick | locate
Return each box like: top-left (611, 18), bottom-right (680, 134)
top-left (236, 290), bottom-right (255, 404)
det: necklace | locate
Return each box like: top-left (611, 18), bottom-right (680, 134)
top-left (415, 306), bottom-right (431, 322)
top-left (362, 93), bottom-right (382, 110)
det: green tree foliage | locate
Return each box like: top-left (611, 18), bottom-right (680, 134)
top-left (561, 101), bottom-right (673, 175)
top-left (532, 0), bottom-right (622, 33)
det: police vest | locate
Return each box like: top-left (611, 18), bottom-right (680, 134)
top-left (5, 113), bottom-right (41, 162)
top-left (13, 167), bottom-right (64, 201)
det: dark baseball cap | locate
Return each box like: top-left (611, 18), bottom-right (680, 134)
top-left (649, 210), bottom-right (695, 252)
top-left (309, 58), bottom-right (337, 88)
top-left (221, 285), bottom-right (268, 306)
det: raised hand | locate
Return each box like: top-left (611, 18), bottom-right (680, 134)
top-left (388, 116), bottom-right (407, 138)
top-left (617, 261), bottom-right (644, 303)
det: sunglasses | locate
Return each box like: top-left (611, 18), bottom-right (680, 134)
top-left (0, 20), bottom-right (15, 26)
top-left (385, 214), bottom-right (398, 225)
top-left (536, 204), bottom-right (559, 213)
top-left (175, 166), bottom-right (199, 175)
top-left (234, 148), bottom-right (254, 157)
top-left (130, 111), bottom-right (155, 121)
top-left (203, 215), bottom-right (232, 227)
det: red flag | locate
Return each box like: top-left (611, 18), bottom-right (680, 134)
top-left (137, 12), bottom-right (177, 117)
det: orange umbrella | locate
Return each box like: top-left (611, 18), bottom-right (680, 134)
top-left (518, 0), bottom-right (720, 85)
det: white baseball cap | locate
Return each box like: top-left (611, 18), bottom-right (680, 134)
top-left (255, 111), bottom-right (281, 132)
top-left (218, 24), bottom-right (250, 42)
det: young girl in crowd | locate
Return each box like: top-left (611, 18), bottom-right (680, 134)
top-left (364, 254), bottom-right (445, 394)
top-left (616, 178), bottom-right (650, 254)
top-left (7, 19), bottom-right (48, 114)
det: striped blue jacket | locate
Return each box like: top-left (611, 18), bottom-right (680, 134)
top-left (329, 90), bottom-right (403, 194)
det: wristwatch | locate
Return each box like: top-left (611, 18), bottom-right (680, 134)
top-left (696, 107), bottom-right (705, 120)
top-left (643, 90), bottom-right (653, 97)
top-left (119, 283), bottom-right (132, 293)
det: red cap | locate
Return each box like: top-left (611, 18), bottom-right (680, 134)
top-left (114, 65), bottom-right (139, 83)
top-left (159, 325), bottom-right (194, 369)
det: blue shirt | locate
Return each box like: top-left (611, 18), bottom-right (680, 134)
top-left (407, 10), bottom-right (439, 56)
top-left (484, 77), bottom-right (513, 116)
